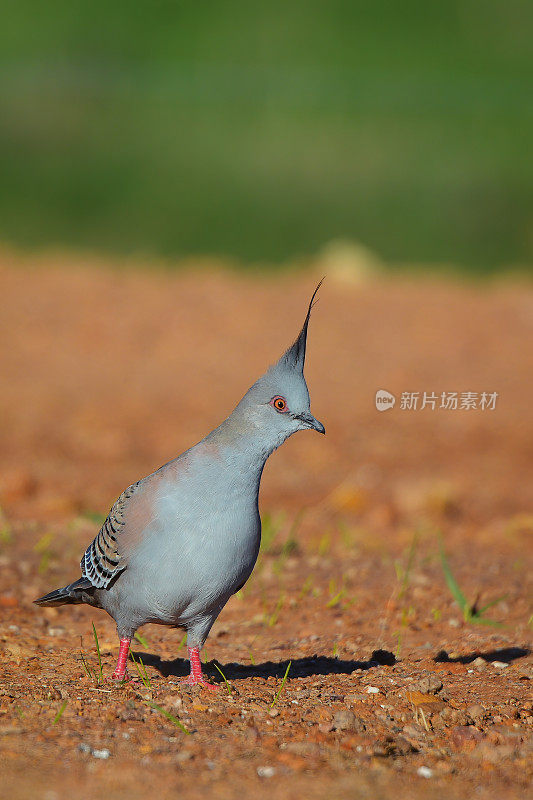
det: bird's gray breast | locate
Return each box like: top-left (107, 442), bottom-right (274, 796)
top-left (120, 449), bottom-right (262, 625)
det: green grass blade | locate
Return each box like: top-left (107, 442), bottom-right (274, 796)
top-left (134, 632), bottom-right (149, 649)
top-left (268, 593), bottom-right (285, 627)
top-left (298, 576), bottom-right (313, 601)
top-left (130, 650), bottom-right (151, 688)
top-left (439, 539), bottom-right (504, 626)
top-left (145, 701), bottom-right (189, 735)
top-left (53, 699), bottom-right (68, 725)
top-left (477, 595), bottom-right (508, 614)
top-left (139, 655), bottom-right (150, 685)
top-left (270, 661), bottom-right (291, 709)
top-left (469, 615), bottom-right (503, 627)
top-left (92, 622), bottom-right (104, 683)
top-left (80, 650), bottom-right (97, 684)
top-left (398, 532), bottom-right (419, 600)
top-left (439, 542), bottom-right (469, 614)
top-left (80, 651), bottom-right (90, 678)
top-left (260, 511), bottom-right (283, 553)
top-left (326, 589), bottom-right (345, 609)
top-left (281, 510), bottom-right (304, 556)
top-left (213, 663), bottom-right (232, 694)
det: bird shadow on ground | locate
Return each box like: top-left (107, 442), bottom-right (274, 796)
top-left (135, 645), bottom-right (531, 682)
top-left (434, 646), bottom-right (530, 665)
top-left (135, 652), bottom-right (393, 681)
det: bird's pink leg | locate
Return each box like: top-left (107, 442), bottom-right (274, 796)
top-left (181, 646), bottom-right (217, 690)
top-left (111, 637), bottom-right (132, 681)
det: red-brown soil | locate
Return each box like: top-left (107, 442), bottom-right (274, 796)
top-left (0, 249), bottom-right (531, 799)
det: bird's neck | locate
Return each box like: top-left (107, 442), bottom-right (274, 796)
top-left (206, 413), bottom-right (287, 473)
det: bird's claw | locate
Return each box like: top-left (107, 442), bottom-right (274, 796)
top-left (180, 674), bottom-right (217, 691)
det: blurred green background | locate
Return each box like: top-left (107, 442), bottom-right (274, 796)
top-left (1, 1), bottom-right (532, 272)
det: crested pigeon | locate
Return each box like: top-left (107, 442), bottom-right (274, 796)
top-left (35, 283), bottom-right (325, 689)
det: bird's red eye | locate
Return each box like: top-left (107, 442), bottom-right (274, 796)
top-left (270, 396), bottom-right (288, 413)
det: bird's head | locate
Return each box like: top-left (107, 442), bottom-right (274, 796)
top-left (237, 281), bottom-right (325, 451)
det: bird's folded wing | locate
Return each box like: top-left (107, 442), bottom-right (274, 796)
top-left (81, 480), bottom-right (141, 588)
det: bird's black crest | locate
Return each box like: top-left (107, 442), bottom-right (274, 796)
top-left (282, 278), bottom-right (324, 370)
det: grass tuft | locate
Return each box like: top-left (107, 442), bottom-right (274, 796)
top-left (145, 701), bottom-right (189, 735)
top-left (130, 650), bottom-right (152, 689)
top-left (80, 636), bottom-right (100, 686)
top-left (92, 623), bottom-right (104, 684)
top-left (0, 507), bottom-right (12, 547)
top-left (270, 661), bottom-right (291, 709)
top-left (34, 532), bottom-right (54, 574)
top-left (317, 533), bottom-right (331, 557)
top-left (439, 538), bottom-right (506, 626)
top-left (395, 532), bottom-right (419, 601)
top-left (260, 512), bottom-right (284, 553)
top-left (297, 575), bottom-right (313, 601)
top-left (267, 593), bottom-right (285, 627)
top-left (326, 577), bottom-right (346, 609)
top-left (392, 533), bottom-right (419, 656)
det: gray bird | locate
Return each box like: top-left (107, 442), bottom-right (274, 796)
top-left (35, 283), bottom-right (325, 689)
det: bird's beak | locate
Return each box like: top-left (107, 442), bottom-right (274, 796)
top-left (298, 412), bottom-right (325, 434)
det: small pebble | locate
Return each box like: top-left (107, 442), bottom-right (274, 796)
top-left (467, 704), bottom-right (485, 721)
top-left (417, 766), bottom-right (433, 779)
top-left (333, 710), bottom-right (356, 730)
top-left (92, 749), bottom-right (111, 760)
top-left (48, 626), bottom-right (66, 637)
top-left (366, 686), bottom-right (380, 694)
top-left (492, 661), bottom-right (509, 669)
top-left (412, 675), bottom-right (443, 695)
top-left (257, 766), bottom-right (276, 778)
top-left (333, 710), bottom-right (366, 732)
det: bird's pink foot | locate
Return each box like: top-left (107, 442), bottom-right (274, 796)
top-left (180, 673), bottom-right (217, 691)
top-left (181, 645), bottom-right (218, 691)
top-left (111, 669), bottom-right (139, 685)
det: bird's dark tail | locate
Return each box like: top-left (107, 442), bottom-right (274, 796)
top-left (34, 576), bottom-right (94, 607)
